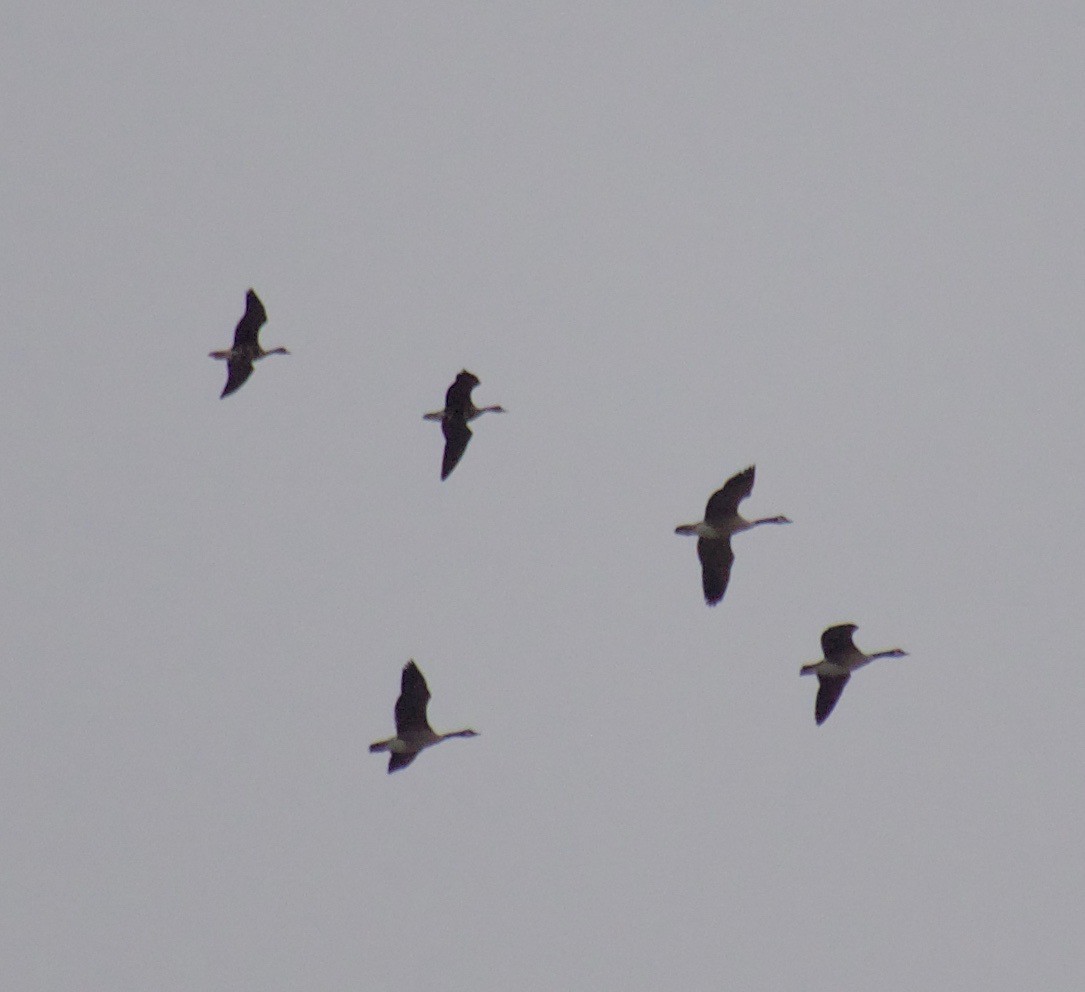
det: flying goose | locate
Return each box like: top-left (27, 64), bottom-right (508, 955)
top-left (369, 661), bottom-right (478, 773)
top-left (675, 465), bottom-right (790, 605)
top-left (209, 289), bottom-right (289, 398)
top-left (423, 370), bottom-right (505, 479)
top-left (801, 623), bottom-right (908, 724)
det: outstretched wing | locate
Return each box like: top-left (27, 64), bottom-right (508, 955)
top-left (221, 355), bottom-right (254, 398)
top-left (697, 537), bottom-right (735, 606)
top-left (441, 416), bottom-right (473, 480)
top-left (444, 370), bottom-right (480, 416)
top-left (704, 465), bottom-right (756, 523)
top-left (821, 624), bottom-right (858, 659)
top-left (815, 674), bottom-right (850, 725)
top-left (232, 289), bottom-right (267, 350)
top-left (388, 751), bottom-right (420, 773)
top-left (394, 661), bottom-right (432, 735)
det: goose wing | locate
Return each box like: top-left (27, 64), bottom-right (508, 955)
top-left (387, 751), bottom-right (420, 773)
top-left (815, 673), bottom-right (850, 725)
top-left (220, 355), bottom-right (254, 398)
top-left (704, 465), bottom-right (756, 523)
top-left (697, 537), bottom-right (735, 606)
top-left (440, 416), bottom-right (473, 480)
top-left (232, 289), bottom-right (267, 350)
top-left (444, 370), bottom-right (479, 417)
top-left (394, 661), bottom-right (432, 735)
top-left (820, 624), bottom-right (858, 659)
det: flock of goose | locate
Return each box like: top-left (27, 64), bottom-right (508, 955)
top-left (211, 289), bottom-right (909, 773)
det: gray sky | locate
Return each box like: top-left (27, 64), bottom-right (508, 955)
top-left (3, 4), bottom-right (1084, 989)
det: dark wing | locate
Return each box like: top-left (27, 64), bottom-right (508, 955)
top-left (821, 624), bottom-right (858, 659)
top-left (394, 661), bottom-right (432, 735)
top-left (704, 465), bottom-right (756, 523)
top-left (815, 674), bottom-right (850, 725)
top-left (697, 537), bottom-right (735, 606)
top-left (232, 289), bottom-right (267, 350)
top-left (440, 416), bottom-right (473, 480)
top-left (220, 355), bottom-right (254, 398)
top-left (388, 751), bottom-right (420, 773)
top-left (444, 370), bottom-right (479, 416)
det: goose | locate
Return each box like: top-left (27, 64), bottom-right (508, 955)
top-left (801, 623), bottom-right (908, 724)
top-left (675, 465), bottom-right (790, 605)
top-left (369, 661), bottom-right (478, 773)
top-left (209, 289), bottom-right (289, 398)
top-left (423, 370), bottom-right (505, 479)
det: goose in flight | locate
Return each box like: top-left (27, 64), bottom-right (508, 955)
top-left (675, 465), bottom-right (790, 605)
top-left (801, 623), bottom-right (908, 724)
top-left (369, 661), bottom-right (478, 773)
top-left (209, 289), bottom-right (289, 398)
top-left (423, 370), bottom-right (505, 479)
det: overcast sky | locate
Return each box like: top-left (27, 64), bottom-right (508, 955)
top-left (3, 4), bottom-right (1084, 990)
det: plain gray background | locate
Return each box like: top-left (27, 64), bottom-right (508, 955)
top-left (3, 4), bottom-right (1083, 989)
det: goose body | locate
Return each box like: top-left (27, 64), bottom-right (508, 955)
top-left (423, 370), bottom-right (505, 479)
top-left (209, 289), bottom-right (290, 398)
top-left (369, 661), bottom-right (478, 773)
top-left (675, 465), bottom-right (790, 605)
top-left (801, 623), bottom-right (908, 724)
